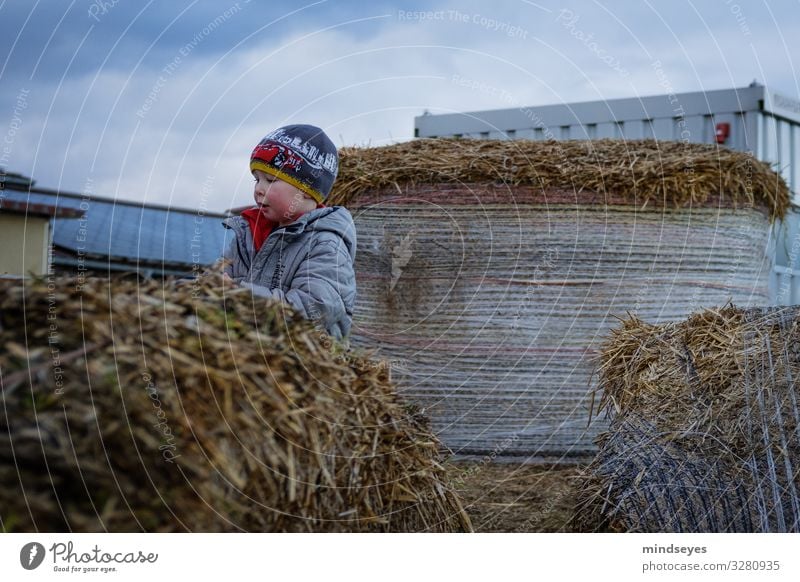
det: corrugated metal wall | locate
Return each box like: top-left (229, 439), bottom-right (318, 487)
top-left (451, 111), bottom-right (760, 150)
top-left (764, 112), bottom-right (800, 304)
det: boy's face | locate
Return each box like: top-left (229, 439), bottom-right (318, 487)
top-left (252, 169), bottom-right (316, 226)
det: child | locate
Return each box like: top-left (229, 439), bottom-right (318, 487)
top-left (221, 124), bottom-right (356, 341)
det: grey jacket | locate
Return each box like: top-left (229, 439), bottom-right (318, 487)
top-left (222, 206), bottom-right (357, 340)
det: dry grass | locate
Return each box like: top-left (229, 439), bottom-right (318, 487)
top-left (330, 138), bottom-right (790, 220)
top-left (577, 306), bottom-right (800, 532)
top-left (0, 270), bottom-right (471, 532)
top-left (445, 462), bottom-right (581, 532)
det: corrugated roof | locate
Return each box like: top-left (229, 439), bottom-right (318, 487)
top-left (1, 187), bottom-right (231, 268)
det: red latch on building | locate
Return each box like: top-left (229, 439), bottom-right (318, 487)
top-left (715, 122), bottom-right (730, 144)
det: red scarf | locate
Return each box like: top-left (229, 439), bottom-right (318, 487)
top-left (240, 204), bottom-right (326, 252)
top-left (240, 207), bottom-right (275, 252)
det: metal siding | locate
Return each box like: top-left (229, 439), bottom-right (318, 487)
top-left (516, 128), bottom-right (535, 139)
top-left (763, 114), bottom-right (779, 165)
top-left (703, 115), bottom-right (714, 143)
top-left (778, 119), bottom-right (793, 190)
top-left (793, 125), bottom-right (800, 196)
top-left (732, 112), bottom-right (748, 151)
top-left (754, 112), bottom-right (765, 158)
top-left (677, 115), bottom-right (705, 143)
top-left (596, 122), bottom-right (616, 138)
top-left (413, 87), bottom-right (800, 157)
top-left (651, 117), bottom-right (673, 140)
top-left (742, 111), bottom-right (758, 153)
top-left (622, 119), bottom-right (645, 140)
top-left (644, 119), bottom-right (656, 139)
top-left (735, 112), bottom-right (750, 152)
top-left (764, 90), bottom-right (800, 124)
top-left (773, 219), bottom-right (800, 304)
top-left (414, 85), bottom-right (768, 138)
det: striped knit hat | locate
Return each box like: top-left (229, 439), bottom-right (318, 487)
top-left (250, 124), bottom-right (339, 203)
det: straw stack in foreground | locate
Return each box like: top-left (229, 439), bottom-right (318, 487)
top-left (576, 306), bottom-right (800, 532)
top-left (0, 272), bottom-right (471, 532)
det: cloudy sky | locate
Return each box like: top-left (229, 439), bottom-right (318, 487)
top-left (1, 0), bottom-right (798, 212)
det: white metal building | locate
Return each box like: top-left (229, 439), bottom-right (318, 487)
top-left (414, 83), bottom-right (800, 304)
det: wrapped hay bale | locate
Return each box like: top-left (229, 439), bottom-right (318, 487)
top-left (330, 138), bottom-right (789, 460)
top-left (576, 306), bottom-right (800, 532)
top-left (0, 273), bottom-right (471, 532)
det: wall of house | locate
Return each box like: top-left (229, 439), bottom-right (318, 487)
top-left (0, 214), bottom-right (50, 276)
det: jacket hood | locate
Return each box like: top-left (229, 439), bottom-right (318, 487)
top-left (296, 206), bottom-right (356, 258)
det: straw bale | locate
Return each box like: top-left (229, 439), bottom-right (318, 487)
top-left (577, 306), bottom-right (800, 532)
top-left (333, 138), bottom-right (786, 460)
top-left (348, 183), bottom-right (773, 459)
top-left (0, 272), bottom-right (471, 532)
top-left (330, 139), bottom-right (790, 220)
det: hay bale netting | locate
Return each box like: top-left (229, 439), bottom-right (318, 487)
top-left (0, 274), bottom-right (471, 532)
top-left (576, 306), bottom-right (800, 532)
top-left (330, 138), bottom-right (789, 461)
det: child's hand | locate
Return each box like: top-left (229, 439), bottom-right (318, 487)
top-left (221, 272), bottom-right (238, 288)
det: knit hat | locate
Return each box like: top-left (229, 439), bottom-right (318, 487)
top-left (250, 124), bottom-right (339, 203)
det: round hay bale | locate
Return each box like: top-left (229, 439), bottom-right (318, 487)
top-left (333, 138), bottom-right (788, 461)
top-left (577, 306), bottom-right (800, 532)
top-left (0, 273), bottom-right (471, 532)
